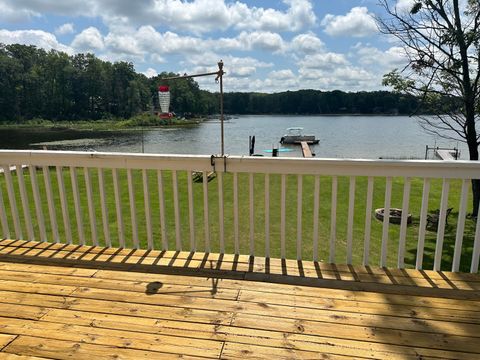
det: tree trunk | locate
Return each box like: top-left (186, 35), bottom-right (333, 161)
top-left (466, 109), bottom-right (480, 216)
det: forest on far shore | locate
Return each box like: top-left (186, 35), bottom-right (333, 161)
top-left (1, 43), bottom-right (424, 122)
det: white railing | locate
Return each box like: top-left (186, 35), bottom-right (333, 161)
top-left (0, 150), bottom-right (479, 273)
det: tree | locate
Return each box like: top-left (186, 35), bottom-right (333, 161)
top-left (378, 0), bottom-right (480, 215)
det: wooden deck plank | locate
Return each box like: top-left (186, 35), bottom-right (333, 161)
top-left (3, 336), bottom-right (209, 360)
top-left (2, 239), bottom-right (479, 283)
top-left (0, 265), bottom-right (477, 319)
top-left (0, 317), bottom-right (223, 358)
top-left (0, 290), bottom-right (233, 326)
top-left (0, 353), bottom-right (50, 360)
top-left (22, 309), bottom-right (478, 360)
top-left (30, 266), bottom-right (480, 311)
top-left (0, 269), bottom-right (240, 301)
top-left (53, 285), bottom-right (480, 325)
top-left (4, 244), bottom-right (477, 296)
top-left (0, 240), bottom-right (479, 360)
top-left (0, 304), bottom-right (50, 321)
top-left (0, 335), bottom-right (16, 351)
top-left (229, 313), bottom-right (479, 354)
top-left (221, 342), bottom-right (367, 360)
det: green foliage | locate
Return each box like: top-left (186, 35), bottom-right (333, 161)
top-left (0, 43), bottom-right (427, 121)
top-left (223, 89), bottom-right (420, 115)
top-left (0, 44), bottom-right (212, 122)
top-left (117, 114), bottom-right (186, 127)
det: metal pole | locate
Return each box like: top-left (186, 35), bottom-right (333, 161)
top-left (218, 61), bottom-right (224, 156)
top-left (161, 60), bottom-right (225, 156)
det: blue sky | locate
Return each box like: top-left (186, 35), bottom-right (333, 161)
top-left (0, 0), bottom-right (412, 92)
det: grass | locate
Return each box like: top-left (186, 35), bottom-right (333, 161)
top-left (0, 167), bottom-right (477, 272)
top-left (0, 114), bottom-right (203, 131)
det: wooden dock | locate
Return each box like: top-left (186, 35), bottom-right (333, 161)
top-left (300, 141), bottom-right (313, 158)
top-left (435, 149), bottom-right (456, 160)
top-left (0, 239), bottom-right (479, 359)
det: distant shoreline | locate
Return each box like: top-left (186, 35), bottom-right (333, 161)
top-left (0, 113), bottom-right (419, 132)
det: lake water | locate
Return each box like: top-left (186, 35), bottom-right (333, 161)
top-left (0, 115), bottom-right (467, 159)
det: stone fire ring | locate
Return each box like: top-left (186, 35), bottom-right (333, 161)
top-left (374, 208), bottom-right (412, 225)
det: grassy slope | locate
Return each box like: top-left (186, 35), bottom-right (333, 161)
top-left (0, 168), bottom-right (476, 272)
top-left (0, 115), bottom-right (202, 131)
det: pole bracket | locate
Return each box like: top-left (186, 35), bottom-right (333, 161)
top-left (210, 154), bottom-right (228, 173)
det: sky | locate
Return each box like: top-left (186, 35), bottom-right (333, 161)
top-left (0, 0), bottom-right (414, 93)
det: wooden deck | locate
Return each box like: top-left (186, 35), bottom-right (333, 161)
top-left (0, 239), bottom-right (479, 359)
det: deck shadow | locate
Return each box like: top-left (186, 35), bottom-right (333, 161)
top-left (0, 240), bottom-right (478, 300)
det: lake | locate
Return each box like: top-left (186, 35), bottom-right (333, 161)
top-left (0, 115), bottom-right (467, 159)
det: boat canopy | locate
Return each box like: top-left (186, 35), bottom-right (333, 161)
top-left (286, 127), bottom-right (303, 131)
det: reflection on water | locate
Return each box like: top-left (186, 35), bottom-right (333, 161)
top-left (0, 116), bottom-right (466, 159)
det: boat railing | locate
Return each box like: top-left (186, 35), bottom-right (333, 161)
top-left (0, 150), bottom-right (479, 273)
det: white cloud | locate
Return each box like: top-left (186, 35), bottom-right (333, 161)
top-left (236, 31), bottom-right (285, 52)
top-left (290, 32), bottom-right (324, 54)
top-left (298, 52), bottom-right (349, 70)
top-left (354, 43), bottom-right (407, 69)
top-left (396, 0), bottom-right (415, 12)
top-left (269, 69), bottom-right (296, 80)
top-left (55, 23), bottom-right (75, 35)
top-left (322, 7), bottom-right (377, 37)
top-left (183, 52), bottom-right (273, 91)
top-left (295, 48), bottom-right (379, 91)
top-left (71, 27), bottom-right (104, 52)
top-left (0, 0), bottom-right (93, 17)
top-left (0, 29), bottom-right (73, 54)
top-left (1, 0), bottom-right (316, 34)
top-left (232, 0), bottom-right (316, 33)
top-left (0, 2), bottom-right (38, 22)
top-left (143, 68), bottom-right (158, 78)
top-left (104, 32), bottom-right (142, 56)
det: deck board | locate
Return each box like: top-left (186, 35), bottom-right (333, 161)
top-left (0, 239), bottom-right (479, 359)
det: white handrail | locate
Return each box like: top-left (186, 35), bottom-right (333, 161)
top-left (0, 150), bottom-right (479, 273)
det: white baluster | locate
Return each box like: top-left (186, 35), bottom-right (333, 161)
top-left (98, 168), bottom-right (111, 247)
top-left (296, 174), bottom-right (303, 261)
top-left (29, 166), bottom-right (46, 242)
top-left (433, 179), bottom-right (450, 271)
top-left (142, 169), bottom-right (152, 250)
top-left (312, 175), bottom-right (320, 261)
top-left (16, 165), bottom-right (34, 241)
top-left (44, 166), bottom-right (59, 243)
top-left (363, 176), bottom-right (374, 266)
top-left (187, 171), bottom-right (195, 252)
top-left (84, 167), bottom-right (97, 246)
top-left (233, 172), bottom-right (239, 254)
top-left (452, 179), bottom-right (469, 272)
top-left (127, 169), bottom-right (138, 248)
top-left (280, 174), bottom-right (286, 259)
top-left (265, 173), bottom-right (270, 258)
top-left (157, 170), bottom-right (167, 250)
top-left (397, 177), bottom-right (411, 268)
top-left (3, 165), bottom-right (22, 240)
top-left (416, 178), bottom-right (431, 270)
top-left (203, 171), bottom-right (210, 252)
top-left (346, 176), bottom-right (355, 264)
top-left (329, 176), bottom-right (338, 263)
top-left (381, 177), bottom-right (392, 267)
top-left (112, 168), bottom-right (125, 248)
top-left (249, 173), bottom-right (254, 256)
top-left (172, 170), bottom-right (181, 251)
top-left (56, 166), bottom-right (72, 244)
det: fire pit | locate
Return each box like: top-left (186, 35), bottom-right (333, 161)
top-left (374, 208), bottom-right (412, 224)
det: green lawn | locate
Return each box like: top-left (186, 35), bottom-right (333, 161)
top-left (0, 168), bottom-right (477, 272)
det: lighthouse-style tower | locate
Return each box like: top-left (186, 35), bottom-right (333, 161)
top-left (158, 85), bottom-right (173, 118)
